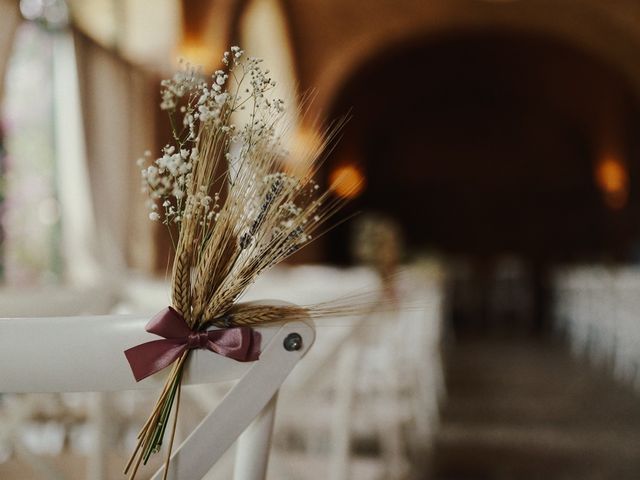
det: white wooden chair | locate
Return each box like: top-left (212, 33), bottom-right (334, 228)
top-left (109, 265), bottom-right (447, 479)
top-left (0, 311), bottom-right (315, 480)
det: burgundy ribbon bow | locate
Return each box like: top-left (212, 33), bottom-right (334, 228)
top-left (125, 307), bottom-right (261, 382)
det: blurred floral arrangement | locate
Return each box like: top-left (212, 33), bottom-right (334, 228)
top-left (124, 47), bottom-right (359, 478)
top-left (352, 213), bottom-right (404, 301)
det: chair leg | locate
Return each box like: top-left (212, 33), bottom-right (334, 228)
top-left (328, 346), bottom-right (360, 480)
top-left (88, 392), bottom-right (110, 480)
top-left (233, 393), bottom-right (278, 480)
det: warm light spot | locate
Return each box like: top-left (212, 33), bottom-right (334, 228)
top-left (595, 154), bottom-right (629, 210)
top-left (596, 156), bottom-right (627, 192)
top-left (284, 127), bottom-right (323, 175)
top-left (290, 127), bottom-right (322, 157)
top-left (330, 164), bottom-right (365, 199)
top-left (177, 38), bottom-right (217, 70)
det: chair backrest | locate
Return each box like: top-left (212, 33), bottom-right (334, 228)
top-left (0, 285), bottom-right (116, 318)
top-left (0, 311), bottom-right (316, 480)
top-left (0, 314), bottom-right (270, 393)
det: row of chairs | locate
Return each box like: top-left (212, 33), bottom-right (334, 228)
top-left (553, 265), bottom-right (640, 390)
top-left (255, 265), bottom-right (445, 480)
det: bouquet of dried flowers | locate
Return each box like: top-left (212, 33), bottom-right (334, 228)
top-left (125, 47), bottom-right (357, 479)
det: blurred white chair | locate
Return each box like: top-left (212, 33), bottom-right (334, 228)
top-left (260, 265), bottom-right (445, 480)
top-left (553, 264), bottom-right (640, 392)
top-left (0, 311), bottom-right (315, 480)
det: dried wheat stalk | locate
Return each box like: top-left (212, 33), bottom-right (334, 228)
top-left (128, 47), bottom-right (360, 478)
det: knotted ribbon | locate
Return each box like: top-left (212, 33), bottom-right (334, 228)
top-left (125, 307), bottom-right (261, 382)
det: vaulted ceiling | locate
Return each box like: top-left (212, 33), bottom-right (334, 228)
top-left (69, 0), bottom-right (640, 105)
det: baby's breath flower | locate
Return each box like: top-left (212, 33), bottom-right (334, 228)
top-left (138, 45), bottom-right (318, 236)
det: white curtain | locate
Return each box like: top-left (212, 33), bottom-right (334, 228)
top-left (74, 30), bottom-right (157, 275)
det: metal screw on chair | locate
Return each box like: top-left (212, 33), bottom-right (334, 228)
top-left (284, 333), bottom-right (303, 351)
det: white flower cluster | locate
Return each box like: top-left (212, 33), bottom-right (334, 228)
top-left (138, 144), bottom-right (197, 223)
top-left (159, 63), bottom-right (202, 112)
top-left (139, 47), bottom-right (287, 226)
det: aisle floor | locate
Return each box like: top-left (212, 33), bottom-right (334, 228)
top-left (430, 337), bottom-right (640, 479)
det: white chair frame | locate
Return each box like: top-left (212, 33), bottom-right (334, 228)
top-left (0, 313), bottom-right (315, 480)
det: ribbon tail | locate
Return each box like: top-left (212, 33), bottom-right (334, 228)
top-left (124, 339), bottom-right (187, 382)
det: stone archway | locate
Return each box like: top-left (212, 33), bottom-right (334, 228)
top-left (319, 29), bottom-right (640, 333)
top-left (324, 30), bottom-right (640, 260)
top-left (284, 0), bottom-right (640, 118)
